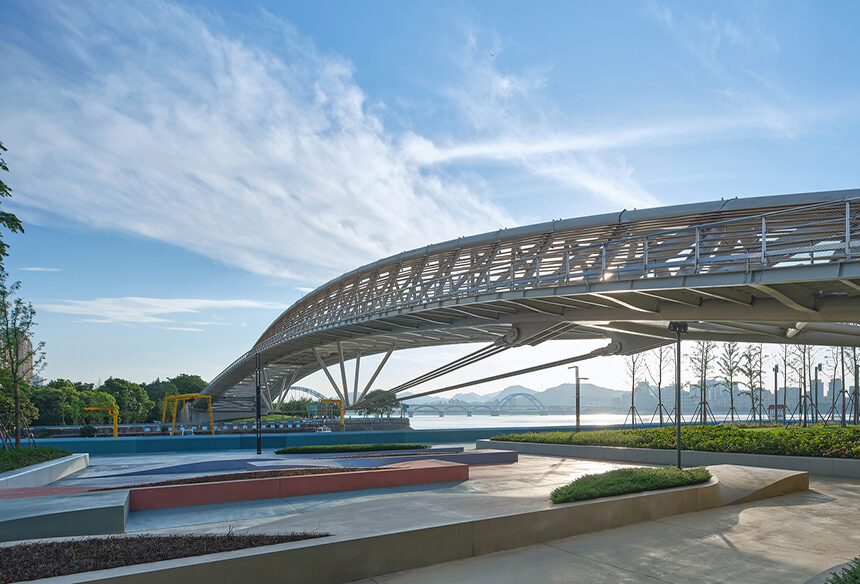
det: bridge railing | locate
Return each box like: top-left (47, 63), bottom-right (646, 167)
top-left (217, 198), bottom-right (860, 378)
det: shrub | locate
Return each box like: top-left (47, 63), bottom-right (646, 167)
top-left (551, 466), bottom-right (711, 504)
top-left (275, 443), bottom-right (429, 455)
top-left (826, 557), bottom-right (860, 584)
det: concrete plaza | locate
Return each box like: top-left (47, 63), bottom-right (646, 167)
top-left (346, 474), bottom-right (860, 584)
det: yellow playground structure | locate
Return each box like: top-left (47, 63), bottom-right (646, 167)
top-left (161, 393), bottom-right (215, 435)
top-left (83, 405), bottom-right (119, 437)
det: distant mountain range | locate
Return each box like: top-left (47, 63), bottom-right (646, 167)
top-left (401, 382), bottom-right (629, 407)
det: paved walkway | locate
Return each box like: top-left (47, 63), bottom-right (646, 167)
top-left (347, 476), bottom-right (860, 584)
top-left (124, 452), bottom-right (635, 535)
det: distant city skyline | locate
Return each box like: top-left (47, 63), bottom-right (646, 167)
top-left (2, 1), bottom-right (860, 398)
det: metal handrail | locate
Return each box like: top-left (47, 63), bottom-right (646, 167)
top-left (213, 197), bottom-right (860, 382)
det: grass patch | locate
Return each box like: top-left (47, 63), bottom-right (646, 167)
top-left (551, 466), bottom-right (711, 504)
top-left (0, 533), bottom-right (327, 582)
top-left (826, 557), bottom-right (860, 584)
top-left (275, 443), bottom-right (429, 455)
top-left (0, 446), bottom-right (71, 474)
top-left (493, 425), bottom-right (860, 458)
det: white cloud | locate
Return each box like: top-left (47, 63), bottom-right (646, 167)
top-left (20, 267), bottom-right (60, 272)
top-left (163, 327), bottom-right (204, 332)
top-left (186, 321), bottom-right (230, 326)
top-left (38, 297), bottom-right (288, 324)
top-left (1, 2), bottom-right (511, 282)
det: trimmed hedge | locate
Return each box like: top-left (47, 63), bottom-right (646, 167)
top-left (493, 425), bottom-right (860, 459)
top-left (551, 466), bottom-right (711, 504)
top-left (0, 446), bottom-right (71, 473)
top-left (275, 443), bottom-right (429, 455)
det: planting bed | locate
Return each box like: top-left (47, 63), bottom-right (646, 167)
top-left (0, 533), bottom-right (327, 582)
top-left (275, 443), bottom-right (429, 455)
top-left (0, 446), bottom-right (71, 473)
top-left (550, 466), bottom-right (711, 504)
top-left (495, 425), bottom-right (860, 458)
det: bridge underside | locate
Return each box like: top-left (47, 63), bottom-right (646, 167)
top-left (200, 190), bottom-right (860, 415)
top-left (205, 266), bottom-right (860, 414)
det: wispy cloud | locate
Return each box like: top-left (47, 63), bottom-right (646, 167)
top-left (38, 297), bottom-right (288, 324)
top-left (20, 267), bottom-right (60, 272)
top-left (1, 2), bottom-right (511, 282)
top-left (163, 326), bottom-right (204, 332)
top-left (186, 321), bottom-right (230, 326)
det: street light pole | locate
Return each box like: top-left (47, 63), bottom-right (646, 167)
top-left (668, 321), bottom-right (687, 469)
top-left (569, 365), bottom-right (587, 432)
top-left (255, 352), bottom-right (262, 455)
top-left (814, 363), bottom-right (822, 425)
top-left (773, 364), bottom-right (779, 423)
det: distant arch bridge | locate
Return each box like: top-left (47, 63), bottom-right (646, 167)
top-left (197, 189), bottom-right (860, 417)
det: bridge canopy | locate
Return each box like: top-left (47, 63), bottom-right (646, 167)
top-left (200, 188), bottom-right (860, 414)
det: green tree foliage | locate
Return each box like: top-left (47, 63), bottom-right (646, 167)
top-left (0, 141), bottom-right (24, 259)
top-left (169, 374), bottom-right (206, 395)
top-left (30, 380), bottom-right (117, 425)
top-left (278, 397), bottom-right (314, 418)
top-left (0, 267), bottom-right (45, 445)
top-left (143, 378), bottom-right (179, 421)
top-left (98, 378), bottom-right (154, 423)
top-left (357, 389), bottom-right (399, 417)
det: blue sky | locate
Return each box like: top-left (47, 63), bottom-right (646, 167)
top-left (1, 0), bottom-right (859, 395)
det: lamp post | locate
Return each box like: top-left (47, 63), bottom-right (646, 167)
top-left (569, 365), bottom-right (587, 432)
top-left (668, 321), bottom-right (687, 469)
top-left (814, 363), bottom-right (822, 424)
top-left (255, 352), bottom-right (262, 455)
top-left (773, 364), bottom-right (779, 423)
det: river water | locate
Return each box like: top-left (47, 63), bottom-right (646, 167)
top-left (407, 413), bottom-right (632, 429)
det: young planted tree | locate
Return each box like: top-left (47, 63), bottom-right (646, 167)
top-left (0, 142), bottom-right (24, 259)
top-left (0, 268), bottom-right (45, 447)
top-left (645, 345), bottom-right (672, 426)
top-left (688, 340), bottom-right (716, 425)
top-left (625, 352), bottom-right (645, 428)
top-left (738, 344), bottom-right (764, 423)
top-left (717, 341), bottom-right (742, 423)
top-left (826, 346), bottom-right (841, 421)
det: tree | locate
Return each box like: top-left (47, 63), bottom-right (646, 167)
top-left (98, 378), bottom-right (153, 423)
top-left (625, 353), bottom-right (645, 427)
top-left (143, 378), bottom-right (179, 421)
top-left (717, 342), bottom-right (742, 423)
top-left (358, 389), bottom-right (399, 417)
top-left (168, 374), bottom-right (207, 395)
top-left (688, 341), bottom-right (716, 425)
top-left (645, 345), bottom-right (672, 426)
top-left (0, 142), bottom-right (24, 259)
top-left (0, 268), bottom-right (45, 446)
top-left (738, 344), bottom-right (764, 423)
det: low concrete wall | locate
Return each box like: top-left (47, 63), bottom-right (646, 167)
top-left (477, 440), bottom-right (860, 479)
top-left (0, 454), bottom-right (89, 489)
top-left (129, 461), bottom-right (468, 511)
top-left (0, 490), bottom-right (128, 543)
top-left (25, 466), bottom-right (808, 584)
top-left (32, 423), bottom-right (668, 455)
